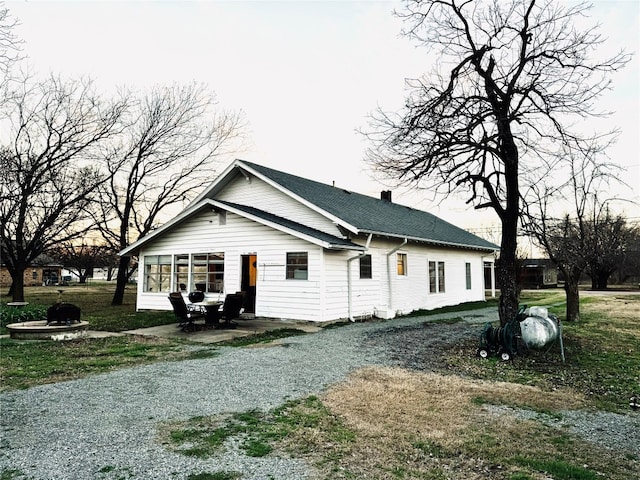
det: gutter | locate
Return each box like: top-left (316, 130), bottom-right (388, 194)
top-left (359, 229), bottom-right (498, 252)
top-left (347, 233), bottom-right (373, 322)
top-left (386, 238), bottom-right (408, 316)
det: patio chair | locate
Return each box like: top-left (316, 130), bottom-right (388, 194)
top-left (168, 292), bottom-right (205, 332)
top-left (208, 293), bottom-right (244, 329)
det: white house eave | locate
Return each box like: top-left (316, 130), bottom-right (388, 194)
top-left (119, 196), bottom-right (364, 257)
top-left (209, 200), bottom-right (364, 252)
top-left (360, 229), bottom-right (499, 253)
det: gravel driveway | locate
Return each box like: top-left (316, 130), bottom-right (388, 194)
top-left (1, 307), bottom-right (637, 479)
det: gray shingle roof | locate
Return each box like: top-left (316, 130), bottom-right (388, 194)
top-left (241, 160), bottom-right (498, 251)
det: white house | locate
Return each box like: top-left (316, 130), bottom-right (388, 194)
top-left (120, 160), bottom-right (498, 322)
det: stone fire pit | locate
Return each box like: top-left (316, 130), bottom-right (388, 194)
top-left (6, 320), bottom-right (89, 340)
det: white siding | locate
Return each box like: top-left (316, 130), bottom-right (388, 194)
top-left (363, 238), bottom-right (488, 318)
top-left (136, 209), bottom-right (327, 322)
top-left (134, 209), bottom-right (489, 322)
top-left (217, 173), bottom-right (344, 236)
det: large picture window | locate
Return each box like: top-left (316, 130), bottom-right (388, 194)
top-left (144, 255), bottom-right (172, 292)
top-left (286, 252), bottom-right (308, 280)
top-left (429, 260), bottom-right (446, 293)
top-left (192, 253), bottom-right (224, 293)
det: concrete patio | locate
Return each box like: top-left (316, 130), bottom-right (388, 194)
top-left (92, 316), bottom-right (325, 343)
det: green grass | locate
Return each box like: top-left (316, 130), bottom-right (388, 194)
top-left (404, 298), bottom-right (499, 318)
top-left (0, 336), bottom-right (218, 390)
top-left (162, 395), bottom-right (356, 460)
top-left (0, 303), bottom-right (49, 328)
top-left (0, 470), bottom-right (27, 480)
top-left (443, 292), bottom-right (640, 413)
top-left (162, 389), bottom-right (637, 480)
top-left (457, 419), bottom-right (635, 480)
top-left (512, 456), bottom-right (599, 480)
top-left (0, 284), bottom-right (177, 334)
top-left (217, 328), bottom-right (308, 346)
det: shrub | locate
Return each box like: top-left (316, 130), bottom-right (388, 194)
top-left (0, 303), bottom-right (48, 328)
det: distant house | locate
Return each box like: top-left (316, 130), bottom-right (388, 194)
top-left (519, 258), bottom-right (558, 289)
top-left (0, 255), bottom-right (63, 288)
top-left (120, 160), bottom-right (499, 322)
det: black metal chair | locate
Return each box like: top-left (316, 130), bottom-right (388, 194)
top-left (168, 292), bottom-right (205, 332)
top-left (208, 293), bottom-right (244, 329)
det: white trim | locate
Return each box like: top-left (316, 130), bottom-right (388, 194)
top-left (120, 198), bottom-right (364, 257)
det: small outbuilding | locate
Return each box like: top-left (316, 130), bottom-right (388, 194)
top-left (120, 160), bottom-right (499, 322)
top-left (519, 258), bottom-right (558, 289)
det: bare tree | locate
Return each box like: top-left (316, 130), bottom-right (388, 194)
top-left (49, 242), bottom-right (115, 284)
top-left (0, 3), bottom-right (22, 84)
top-left (0, 74), bottom-right (126, 301)
top-left (615, 226), bottom-right (640, 284)
top-left (523, 146), bottom-right (622, 321)
top-left (96, 83), bottom-right (244, 306)
top-left (583, 208), bottom-right (633, 290)
top-left (363, 0), bottom-right (629, 324)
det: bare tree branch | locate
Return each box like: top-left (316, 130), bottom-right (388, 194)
top-left (363, 0), bottom-right (630, 323)
top-left (0, 74), bottom-right (126, 301)
top-left (94, 82), bottom-right (245, 305)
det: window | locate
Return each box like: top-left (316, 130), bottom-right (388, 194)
top-left (359, 254), bottom-right (372, 279)
top-left (191, 253), bottom-right (224, 293)
top-left (286, 252), bottom-right (308, 280)
top-left (438, 261), bottom-right (446, 293)
top-left (397, 253), bottom-right (407, 276)
top-left (174, 254), bottom-right (189, 290)
top-left (144, 255), bottom-right (172, 292)
top-left (429, 260), bottom-right (446, 293)
top-left (465, 262), bottom-right (472, 290)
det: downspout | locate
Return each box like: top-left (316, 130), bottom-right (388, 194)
top-left (386, 238), bottom-right (408, 316)
top-left (482, 253), bottom-right (497, 299)
top-left (347, 233), bottom-right (373, 322)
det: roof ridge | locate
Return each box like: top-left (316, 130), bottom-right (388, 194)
top-left (239, 159), bottom-right (431, 215)
top-left (237, 160), bottom-right (498, 251)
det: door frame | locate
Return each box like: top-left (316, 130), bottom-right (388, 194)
top-left (240, 254), bottom-right (257, 313)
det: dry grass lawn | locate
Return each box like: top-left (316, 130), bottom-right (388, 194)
top-left (311, 367), bottom-right (594, 479)
top-left (294, 293), bottom-right (640, 479)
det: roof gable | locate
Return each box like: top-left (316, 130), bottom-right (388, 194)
top-left (120, 198), bottom-right (362, 256)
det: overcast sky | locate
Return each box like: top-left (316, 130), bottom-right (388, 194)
top-left (6, 0), bottom-right (640, 236)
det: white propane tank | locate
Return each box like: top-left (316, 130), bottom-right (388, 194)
top-left (519, 308), bottom-right (559, 349)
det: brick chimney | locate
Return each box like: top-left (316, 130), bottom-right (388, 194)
top-left (381, 190), bottom-right (392, 202)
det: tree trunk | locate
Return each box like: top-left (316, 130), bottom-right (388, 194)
top-left (595, 273), bottom-right (609, 290)
top-left (564, 277), bottom-right (580, 322)
top-left (498, 214), bottom-right (519, 326)
top-left (111, 256), bottom-right (131, 306)
top-left (10, 266), bottom-right (26, 302)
